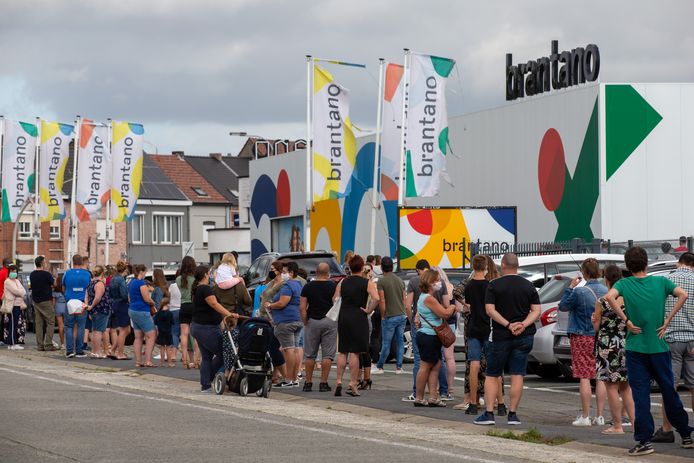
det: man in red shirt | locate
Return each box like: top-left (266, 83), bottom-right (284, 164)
top-left (674, 236), bottom-right (689, 253)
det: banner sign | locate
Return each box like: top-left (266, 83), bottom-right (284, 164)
top-left (75, 121), bottom-right (110, 221)
top-left (380, 63), bottom-right (404, 198)
top-left (110, 121), bottom-right (144, 222)
top-left (312, 65), bottom-right (357, 202)
top-left (404, 53), bottom-right (455, 198)
top-left (398, 207), bottom-right (517, 270)
top-left (1, 120), bottom-right (37, 222)
top-left (39, 121), bottom-right (72, 221)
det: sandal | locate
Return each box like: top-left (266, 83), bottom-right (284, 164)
top-left (134, 363), bottom-right (143, 368)
top-left (413, 399), bottom-right (429, 407)
top-left (346, 385), bottom-right (360, 397)
top-left (601, 427), bottom-right (625, 435)
top-left (116, 356), bottom-right (131, 360)
top-left (88, 353), bottom-right (106, 359)
top-left (427, 399), bottom-right (447, 407)
top-left (143, 363), bottom-right (158, 368)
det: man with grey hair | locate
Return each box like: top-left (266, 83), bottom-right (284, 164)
top-left (300, 262), bottom-right (337, 392)
top-left (474, 253), bottom-right (540, 427)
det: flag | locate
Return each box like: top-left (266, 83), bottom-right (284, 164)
top-left (39, 121), bottom-right (73, 221)
top-left (75, 120), bottom-right (110, 221)
top-left (380, 63), bottom-right (404, 200)
top-left (403, 53), bottom-right (455, 197)
top-left (1, 120), bottom-right (37, 222)
top-left (110, 121), bottom-right (144, 222)
top-left (312, 65), bottom-right (357, 202)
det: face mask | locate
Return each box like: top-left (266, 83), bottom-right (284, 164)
top-left (433, 281), bottom-right (442, 292)
top-left (9, 272), bottom-right (17, 279)
top-left (268, 271), bottom-right (277, 280)
top-left (281, 273), bottom-right (290, 281)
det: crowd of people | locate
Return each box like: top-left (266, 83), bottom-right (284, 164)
top-left (2, 246), bottom-right (693, 457)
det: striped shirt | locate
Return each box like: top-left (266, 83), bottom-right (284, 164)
top-left (665, 267), bottom-right (694, 343)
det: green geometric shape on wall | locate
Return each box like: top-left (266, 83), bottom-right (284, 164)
top-left (605, 85), bottom-right (662, 180)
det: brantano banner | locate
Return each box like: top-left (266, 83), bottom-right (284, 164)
top-left (398, 207), bottom-right (517, 270)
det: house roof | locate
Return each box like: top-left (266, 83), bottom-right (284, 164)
top-left (236, 138), bottom-right (306, 158)
top-left (150, 154), bottom-right (229, 204)
top-left (185, 154), bottom-right (250, 205)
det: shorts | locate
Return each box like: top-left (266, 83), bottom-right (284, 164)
top-left (129, 309), bottom-right (155, 333)
top-left (90, 312), bottom-right (110, 333)
top-left (111, 300), bottom-right (130, 328)
top-left (467, 337), bottom-right (489, 362)
top-left (304, 317), bottom-right (337, 361)
top-left (274, 321), bottom-right (303, 349)
top-left (486, 335), bottom-right (534, 377)
top-left (54, 303), bottom-right (67, 317)
top-left (669, 340), bottom-right (694, 388)
top-left (416, 332), bottom-right (443, 364)
top-left (179, 302), bottom-right (193, 325)
top-left (570, 334), bottom-right (597, 379)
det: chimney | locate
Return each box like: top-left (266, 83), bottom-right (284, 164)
top-left (172, 150), bottom-right (185, 159)
top-left (209, 152), bottom-right (223, 161)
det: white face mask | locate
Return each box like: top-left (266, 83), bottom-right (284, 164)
top-left (281, 273), bottom-right (290, 281)
top-left (433, 281), bottom-right (442, 292)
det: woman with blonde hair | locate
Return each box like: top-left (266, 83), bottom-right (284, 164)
top-left (177, 256), bottom-right (200, 369)
top-left (84, 265), bottom-right (112, 358)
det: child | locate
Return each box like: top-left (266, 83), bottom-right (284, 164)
top-left (154, 298), bottom-right (175, 367)
top-left (215, 252), bottom-right (242, 290)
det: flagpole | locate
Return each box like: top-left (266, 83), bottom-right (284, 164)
top-left (369, 59), bottom-right (385, 256)
top-left (105, 119), bottom-right (111, 266)
top-left (397, 49), bottom-right (411, 207)
top-left (305, 55), bottom-right (313, 252)
top-left (68, 116), bottom-right (81, 265)
top-left (33, 117), bottom-right (40, 258)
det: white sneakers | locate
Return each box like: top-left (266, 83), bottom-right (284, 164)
top-left (8, 345), bottom-right (25, 350)
top-left (395, 368), bottom-right (404, 375)
top-left (371, 368), bottom-right (385, 375)
top-left (593, 416), bottom-right (605, 426)
top-left (572, 415), bottom-right (592, 427)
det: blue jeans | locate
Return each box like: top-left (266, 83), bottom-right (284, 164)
top-left (64, 311), bottom-right (88, 354)
top-left (411, 323), bottom-right (448, 395)
top-left (171, 310), bottom-right (180, 348)
top-left (377, 315), bottom-right (406, 369)
top-left (625, 350), bottom-right (692, 443)
top-left (191, 322), bottom-right (223, 391)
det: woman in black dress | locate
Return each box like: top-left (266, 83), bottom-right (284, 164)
top-left (333, 255), bottom-right (380, 397)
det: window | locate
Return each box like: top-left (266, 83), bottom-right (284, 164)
top-left (50, 220), bottom-right (61, 240)
top-left (191, 187), bottom-right (208, 197)
top-left (152, 214), bottom-right (182, 245)
top-left (202, 221), bottom-right (215, 247)
top-left (18, 221), bottom-right (31, 239)
top-left (131, 214), bottom-right (144, 244)
top-left (233, 213), bottom-right (240, 227)
top-left (96, 219), bottom-right (115, 243)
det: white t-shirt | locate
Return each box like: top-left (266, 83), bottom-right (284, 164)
top-left (168, 283), bottom-right (182, 311)
top-left (215, 264), bottom-right (237, 284)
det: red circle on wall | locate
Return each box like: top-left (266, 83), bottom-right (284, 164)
top-left (407, 209), bottom-right (433, 235)
top-left (538, 128), bottom-right (566, 212)
top-left (276, 170), bottom-right (291, 216)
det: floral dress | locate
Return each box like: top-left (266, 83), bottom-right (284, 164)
top-left (595, 297), bottom-right (628, 382)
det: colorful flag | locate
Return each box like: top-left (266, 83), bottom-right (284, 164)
top-left (75, 120), bottom-right (110, 221)
top-left (403, 53), bottom-right (455, 197)
top-left (39, 121), bottom-right (73, 221)
top-left (380, 62), bottom-right (404, 200)
top-left (1, 120), bottom-right (37, 222)
top-left (312, 65), bottom-right (357, 202)
top-left (110, 121), bottom-right (144, 222)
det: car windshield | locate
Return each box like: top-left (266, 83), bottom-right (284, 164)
top-left (538, 276), bottom-right (572, 304)
top-left (277, 256), bottom-right (343, 276)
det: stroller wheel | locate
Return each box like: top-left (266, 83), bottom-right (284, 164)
top-left (213, 372), bottom-right (226, 395)
top-left (239, 377), bottom-right (249, 397)
top-left (261, 378), bottom-right (271, 398)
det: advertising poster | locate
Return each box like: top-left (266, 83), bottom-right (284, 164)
top-left (272, 216), bottom-right (304, 253)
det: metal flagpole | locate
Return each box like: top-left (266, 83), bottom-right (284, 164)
top-left (397, 49), bottom-right (411, 206)
top-left (369, 59), bottom-right (385, 256)
top-left (68, 116), bottom-right (81, 265)
top-left (105, 119), bottom-right (111, 266)
top-left (305, 55), bottom-right (313, 252)
top-left (33, 117), bottom-right (40, 258)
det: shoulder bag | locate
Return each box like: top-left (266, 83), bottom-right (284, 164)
top-left (325, 281), bottom-right (343, 322)
top-left (420, 307), bottom-right (456, 348)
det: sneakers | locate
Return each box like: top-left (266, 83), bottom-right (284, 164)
top-left (302, 382), bottom-right (313, 392)
top-left (593, 415), bottom-right (605, 426)
top-left (75, 352), bottom-right (87, 358)
top-left (572, 415), bottom-right (592, 427)
top-left (622, 417), bottom-right (632, 427)
top-left (440, 393), bottom-right (455, 401)
top-left (319, 382), bottom-right (331, 392)
top-left (292, 381), bottom-right (301, 387)
top-left (371, 368), bottom-right (385, 375)
top-left (66, 352), bottom-right (76, 358)
top-left (651, 427), bottom-right (675, 443)
top-left (401, 393), bottom-right (416, 402)
top-left (8, 345), bottom-right (24, 350)
top-left (395, 368), bottom-right (404, 375)
top-left (628, 442), bottom-right (654, 456)
top-left (274, 380), bottom-right (294, 388)
top-left (473, 411), bottom-right (496, 426)
top-left (507, 412), bottom-right (521, 425)
top-left (682, 436), bottom-right (693, 449)
top-left (200, 387), bottom-right (212, 394)
top-left (497, 404), bottom-right (507, 417)
top-left (465, 403), bottom-right (478, 415)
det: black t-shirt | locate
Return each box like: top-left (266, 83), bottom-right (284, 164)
top-left (30, 270), bottom-right (54, 303)
top-left (464, 278), bottom-right (490, 340)
top-left (485, 275), bottom-right (539, 342)
top-left (301, 279), bottom-right (337, 320)
top-left (192, 284), bottom-right (222, 325)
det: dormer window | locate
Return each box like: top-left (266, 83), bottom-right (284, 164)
top-left (191, 187), bottom-right (208, 197)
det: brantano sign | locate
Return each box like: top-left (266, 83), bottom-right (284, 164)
top-left (506, 40), bottom-right (600, 101)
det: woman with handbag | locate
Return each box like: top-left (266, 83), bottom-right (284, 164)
top-left (128, 265), bottom-right (158, 368)
top-left (414, 269), bottom-right (456, 407)
top-left (2, 264), bottom-right (27, 350)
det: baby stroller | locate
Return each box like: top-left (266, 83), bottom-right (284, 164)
top-left (213, 317), bottom-right (274, 397)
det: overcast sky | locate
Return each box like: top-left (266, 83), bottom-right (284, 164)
top-left (1, 0), bottom-right (692, 155)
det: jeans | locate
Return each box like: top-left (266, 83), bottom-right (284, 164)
top-left (191, 322), bottom-right (223, 390)
top-left (64, 311), bottom-right (88, 354)
top-left (171, 310), bottom-right (180, 348)
top-left (411, 323), bottom-right (448, 395)
top-left (377, 315), bottom-right (406, 369)
top-left (625, 350), bottom-right (692, 443)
